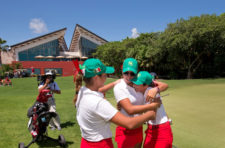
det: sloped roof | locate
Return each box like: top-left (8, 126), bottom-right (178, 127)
top-left (69, 24), bottom-right (108, 52)
top-left (11, 28), bottom-right (67, 48)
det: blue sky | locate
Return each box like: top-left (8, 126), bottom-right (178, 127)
top-left (0, 0), bottom-right (224, 47)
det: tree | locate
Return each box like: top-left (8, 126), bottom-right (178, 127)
top-left (94, 33), bottom-right (163, 76)
top-left (160, 14), bottom-right (225, 79)
top-left (93, 41), bottom-right (127, 76)
top-left (12, 62), bottom-right (22, 69)
top-left (0, 64), bottom-right (13, 77)
top-left (94, 13), bottom-right (225, 79)
top-left (125, 33), bottom-right (161, 71)
top-left (94, 34), bottom-right (162, 76)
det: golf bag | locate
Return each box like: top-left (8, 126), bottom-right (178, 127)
top-left (18, 89), bottom-right (66, 148)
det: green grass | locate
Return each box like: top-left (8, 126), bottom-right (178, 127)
top-left (0, 77), bottom-right (225, 148)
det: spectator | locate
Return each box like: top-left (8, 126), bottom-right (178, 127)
top-left (3, 77), bottom-right (12, 86)
top-left (38, 71), bottom-right (61, 130)
top-left (31, 67), bottom-right (35, 76)
top-left (0, 77), bottom-right (3, 86)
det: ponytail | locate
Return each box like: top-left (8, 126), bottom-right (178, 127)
top-left (73, 72), bottom-right (83, 105)
top-left (73, 72), bottom-right (95, 105)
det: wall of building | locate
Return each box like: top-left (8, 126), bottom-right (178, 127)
top-left (13, 61), bottom-right (83, 76)
top-left (1, 50), bottom-right (15, 64)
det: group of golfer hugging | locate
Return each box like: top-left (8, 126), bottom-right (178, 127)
top-left (74, 58), bottom-right (173, 148)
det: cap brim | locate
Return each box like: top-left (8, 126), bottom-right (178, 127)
top-left (105, 66), bottom-right (115, 74)
top-left (131, 77), bottom-right (143, 85)
top-left (123, 67), bottom-right (137, 74)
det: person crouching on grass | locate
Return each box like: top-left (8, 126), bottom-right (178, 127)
top-left (132, 71), bottom-right (173, 148)
top-left (3, 76), bottom-right (12, 86)
top-left (75, 58), bottom-right (160, 148)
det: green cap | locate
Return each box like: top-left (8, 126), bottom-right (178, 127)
top-left (79, 58), bottom-right (115, 78)
top-left (122, 58), bottom-right (138, 74)
top-left (131, 71), bottom-right (153, 85)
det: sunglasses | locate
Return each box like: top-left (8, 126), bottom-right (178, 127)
top-left (123, 71), bottom-right (135, 77)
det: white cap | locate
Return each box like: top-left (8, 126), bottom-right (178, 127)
top-left (45, 71), bottom-right (53, 75)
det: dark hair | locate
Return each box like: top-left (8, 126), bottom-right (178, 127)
top-left (143, 83), bottom-right (155, 87)
top-left (37, 74), bottom-right (56, 85)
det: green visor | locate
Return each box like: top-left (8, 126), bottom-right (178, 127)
top-left (122, 58), bottom-right (138, 74)
top-left (80, 58), bottom-right (115, 78)
top-left (131, 71), bottom-right (153, 85)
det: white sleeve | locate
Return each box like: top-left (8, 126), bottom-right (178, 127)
top-left (38, 84), bottom-right (44, 89)
top-left (94, 99), bottom-right (118, 121)
top-left (113, 85), bottom-right (129, 103)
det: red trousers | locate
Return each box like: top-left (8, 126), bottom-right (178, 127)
top-left (143, 122), bottom-right (173, 148)
top-left (115, 126), bottom-right (143, 148)
top-left (81, 137), bottom-right (114, 148)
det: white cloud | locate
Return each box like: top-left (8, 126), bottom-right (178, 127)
top-left (29, 18), bottom-right (48, 34)
top-left (131, 28), bottom-right (139, 38)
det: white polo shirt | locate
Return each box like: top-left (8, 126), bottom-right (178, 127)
top-left (113, 79), bottom-right (145, 117)
top-left (144, 87), bottom-right (168, 125)
top-left (76, 86), bottom-right (118, 142)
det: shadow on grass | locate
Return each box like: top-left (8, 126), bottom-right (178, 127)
top-left (36, 137), bottom-right (74, 148)
top-left (61, 121), bottom-right (75, 128)
top-left (172, 145), bottom-right (177, 148)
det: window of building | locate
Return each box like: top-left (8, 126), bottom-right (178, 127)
top-left (80, 37), bottom-right (98, 57)
top-left (18, 39), bottom-right (59, 61)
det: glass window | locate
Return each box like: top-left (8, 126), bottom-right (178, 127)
top-left (27, 68), bottom-right (41, 75)
top-left (18, 39), bottom-right (60, 61)
top-left (80, 37), bottom-right (98, 57)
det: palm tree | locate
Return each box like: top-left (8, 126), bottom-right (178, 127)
top-left (0, 38), bottom-right (9, 65)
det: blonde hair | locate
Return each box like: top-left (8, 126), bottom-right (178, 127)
top-left (73, 73), bottom-right (95, 105)
top-left (73, 73), bottom-right (83, 105)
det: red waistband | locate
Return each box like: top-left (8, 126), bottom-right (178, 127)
top-left (147, 121), bottom-right (170, 129)
top-left (117, 125), bottom-right (143, 134)
top-left (82, 137), bottom-right (112, 143)
top-left (81, 137), bottom-right (113, 148)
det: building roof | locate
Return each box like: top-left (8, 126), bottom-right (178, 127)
top-left (69, 24), bottom-right (108, 52)
top-left (76, 24), bottom-right (108, 42)
top-left (11, 28), bottom-right (67, 48)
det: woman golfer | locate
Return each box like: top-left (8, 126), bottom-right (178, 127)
top-left (113, 58), bottom-right (168, 148)
top-left (132, 71), bottom-right (173, 148)
top-left (75, 58), bottom-right (160, 148)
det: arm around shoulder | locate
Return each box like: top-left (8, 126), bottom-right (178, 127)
top-left (119, 98), bottom-right (159, 115)
top-left (98, 79), bottom-right (121, 93)
top-left (110, 110), bottom-right (156, 129)
top-left (154, 80), bottom-right (168, 92)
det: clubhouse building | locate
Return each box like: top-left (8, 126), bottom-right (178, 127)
top-left (1, 24), bottom-right (108, 76)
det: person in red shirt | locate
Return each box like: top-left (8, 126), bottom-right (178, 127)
top-left (0, 77), bottom-right (3, 86)
top-left (3, 77), bottom-right (12, 86)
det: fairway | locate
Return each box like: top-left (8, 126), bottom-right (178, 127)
top-left (0, 77), bottom-right (225, 148)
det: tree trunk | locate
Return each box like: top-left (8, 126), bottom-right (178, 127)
top-left (186, 50), bottom-right (205, 79)
top-left (187, 67), bottom-right (192, 79)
